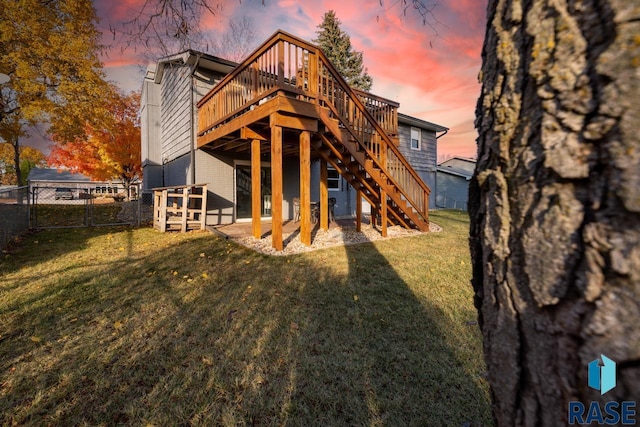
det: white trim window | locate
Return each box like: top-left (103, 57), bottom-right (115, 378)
top-left (327, 165), bottom-right (342, 191)
top-left (411, 127), bottom-right (421, 150)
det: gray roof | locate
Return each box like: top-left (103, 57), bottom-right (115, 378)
top-left (28, 168), bottom-right (91, 183)
top-left (437, 157), bottom-right (476, 180)
top-left (398, 113), bottom-right (448, 133)
top-left (151, 50), bottom-right (238, 84)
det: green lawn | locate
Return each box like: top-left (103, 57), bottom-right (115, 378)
top-left (0, 210), bottom-right (491, 426)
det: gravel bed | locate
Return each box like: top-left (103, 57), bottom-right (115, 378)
top-left (233, 222), bottom-right (443, 256)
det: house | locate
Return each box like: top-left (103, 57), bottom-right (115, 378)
top-left (27, 168), bottom-right (137, 201)
top-left (436, 156), bottom-right (476, 211)
top-left (141, 30), bottom-right (448, 250)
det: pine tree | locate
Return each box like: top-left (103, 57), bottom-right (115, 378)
top-left (314, 10), bottom-right (373, 92)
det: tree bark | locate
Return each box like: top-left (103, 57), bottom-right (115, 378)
top-left (470, 0), bottom-right (640, 425)
top-left (12, 136), bottom-right (21, 186)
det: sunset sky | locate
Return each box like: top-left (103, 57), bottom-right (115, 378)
top-left (89, 0), bottom-right (485, 159)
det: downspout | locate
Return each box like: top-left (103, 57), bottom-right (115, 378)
top-left (189, 54), bottom-right (201, 185)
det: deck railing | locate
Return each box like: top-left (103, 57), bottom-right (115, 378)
top-left (197, 30), bottom-right (430, 224)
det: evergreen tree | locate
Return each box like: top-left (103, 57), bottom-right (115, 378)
top-left (314, 10), bottom-right (373, 92)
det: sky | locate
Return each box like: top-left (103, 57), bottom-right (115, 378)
top-left (94, 0), bottom-right (486, 159)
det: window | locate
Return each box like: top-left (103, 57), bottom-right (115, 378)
top-left (327, 165), bottom-right (342, 191)
top-left (411, 127), bottom-right (421, 150)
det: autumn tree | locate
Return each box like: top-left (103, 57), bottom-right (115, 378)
top-left (314, 10), bottom-right (373, 91)
top-left (49, 88), bottom-right (142, 194)
top-left (470, 0), bottom-right (639, 425)
top-left (0, 144), bottom-right (46, 186)
top-left (0, 0), bottom-right (108, 186)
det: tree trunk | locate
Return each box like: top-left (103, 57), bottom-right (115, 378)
top-left (470, 0), bottom-right (639, 425)
top-left (12, 136), bottom-right (21, 186)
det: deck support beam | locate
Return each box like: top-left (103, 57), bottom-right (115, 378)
top-left (381, 189), bottom-right (388, 237)
top-left (356, 189), bottom-right (362, 232)
top-left (251, 138), bottom-right (262, 239)
top-left (320, 158), bottom-right (329, 231)
top-left (299, 131), bottom-right (311, 245)
top-left (271, 125), bottom-right (284, 251)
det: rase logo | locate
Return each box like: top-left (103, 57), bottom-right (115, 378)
top-left (568, 354), bottom-right (637, 425)
top-left (588, 354), bottom-right (616, 395)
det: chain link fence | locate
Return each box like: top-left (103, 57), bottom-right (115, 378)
top-left (0, 186), bottom-right (30, 251)
top-left (29, 183), bottom-right (152, 229)
top-left (1, 183), bottom-right (155, 250)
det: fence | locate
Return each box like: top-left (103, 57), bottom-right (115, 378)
top-left (29, 183), bottom-right (148, 229)
top-left (436, 194), bottom-right (468, 211)
top-left (0, 186), bottom-right (30, 251)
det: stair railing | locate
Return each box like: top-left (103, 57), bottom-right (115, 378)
top-left (315, 51), bottom-right (430, 223)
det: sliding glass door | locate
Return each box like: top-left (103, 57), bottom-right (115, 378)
top-left (235, 164), bottom-right (271, 220)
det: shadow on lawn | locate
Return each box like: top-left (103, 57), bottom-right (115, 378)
top-left (0, 226), bottom-right (128, 276)
top-left (0, 220), bottom-right (490, 425)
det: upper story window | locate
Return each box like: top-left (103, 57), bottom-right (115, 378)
top-left (411, 127), bottom-right (421, 150)
top-left (328, 165), bottom-right (342, 191)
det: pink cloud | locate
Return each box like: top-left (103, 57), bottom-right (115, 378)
top-left (93, 0), bottom-right (484, 157)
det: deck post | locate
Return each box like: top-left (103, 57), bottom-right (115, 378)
top-left (160, 189), bottom-right (168, 232)
top-left (277, 40), bottom-right (285, 86)
top-left (251, 139), bottom-right (262, 239)
top-left (356, 189), bottom-right (362, 232)
top-left (181, 188), bottom-right (188, 232)
top-left (319, 158), bottom-right (329, 230)
top-left (308, 51), bottom-right (317, 101)
top-left (380, 189), bottom-right (388, 237)
top-left (299, 131), bottom-right (312, 245)
top-left (200, 184), bottom-right (208, 230)
top-left (371, 205), bottom-right (378, 229)
top-left (271, 125), bottom-right (283, 251)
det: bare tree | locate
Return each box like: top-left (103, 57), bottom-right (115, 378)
top-left (470, 0), bottom-right (639, 425)
top-left (117, 0), bottom-right (439, 56)
top-left (209, 16), bottom-right (258, 63)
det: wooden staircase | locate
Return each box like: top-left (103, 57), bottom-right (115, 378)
top-left (312, 49), bottom-right (431, 231)
top-left (197, 30), bottom-right (431, 233)
top-left (313, 114), bottom-right (429, 231)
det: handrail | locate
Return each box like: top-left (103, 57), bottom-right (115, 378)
top-left (313, 47), bottom-right (430, 221)
top-left (198, 30), bottom-right (317, 107)
top-left (197, 30), bottom-right (429, 223)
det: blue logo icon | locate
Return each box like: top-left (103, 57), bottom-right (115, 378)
top-left (588, 354), bottom-right (616, 395)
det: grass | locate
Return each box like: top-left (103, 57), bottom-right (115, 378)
top-left (32, 203), bottom-right (127, 228)
top-left (0, 210), bottom-right (491, 426)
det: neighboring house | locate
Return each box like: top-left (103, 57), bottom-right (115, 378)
top-left (28, 168), bottom-right (136, 200)
top-left (28, 168), bottom-right (92, 191)
top-left (436, 157), bottom-right (476, 211)
top-left (141, 30), bottom-right (448, 248)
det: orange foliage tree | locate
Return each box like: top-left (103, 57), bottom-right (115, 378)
top-left (49, 87), bottom-right (141, 193)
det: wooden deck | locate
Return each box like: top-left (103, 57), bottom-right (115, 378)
top-left (196, 30), bottom-right (431, 251)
